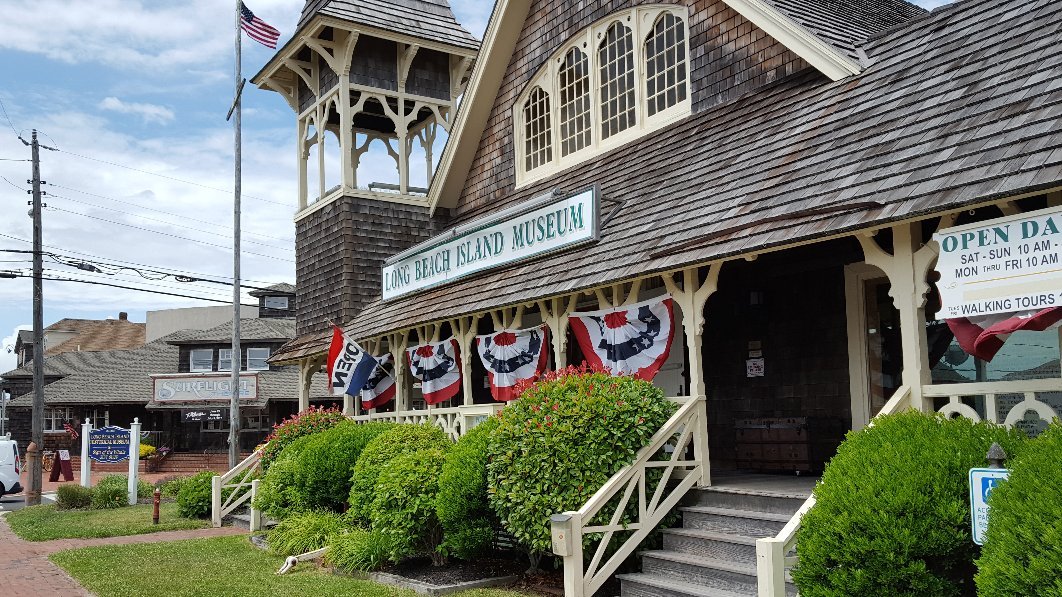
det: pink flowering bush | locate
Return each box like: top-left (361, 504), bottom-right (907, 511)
top-left (486, 365), bottom-right (675, 561)
top-left (260, 406), bottom-right (347, 471)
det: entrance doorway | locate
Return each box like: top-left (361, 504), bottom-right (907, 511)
top-left (845, 264), bottom-right (903, 430)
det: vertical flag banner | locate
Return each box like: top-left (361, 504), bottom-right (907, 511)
top-left (476, 326), bottom-right (550, 402)
top-left (407, 339), bottom-right (462, 404)
top-left (361, 354), bottom-right (396, 410)
top-left (327, 327), bottom-right (380, 397)
top-left (570, 296), bottom-right (675, 380)
top-left (240, 2), bottom-right (281, 49)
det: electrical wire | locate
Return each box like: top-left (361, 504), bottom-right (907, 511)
top-left (1, 271), bottom-right (258, 306)
top-left (0, 97), bottom-right (19, 140)
top-left (36, 267), bottom-right (243, 300)
top-left (47, 205), bottom-right (295, 263)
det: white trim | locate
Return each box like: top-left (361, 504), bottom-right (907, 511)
top-left (722, 0), bottom-right (863, 81)
top-left (844, 263), bottom-right (887, 431)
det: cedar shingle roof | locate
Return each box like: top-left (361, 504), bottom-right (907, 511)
top-left (168, 318), bottom-right (296, 345)
top-left (298, 0), bottom-right (479, 50)
top-left (248, 282), bottom-right (296, 298)
top-left (342, 0), bottom-right (1062, 341)
top-left (767, 0), bottom-right (927, 61)
top-left (43, 318), bottom-right (145, 356)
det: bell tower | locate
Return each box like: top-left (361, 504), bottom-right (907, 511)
top-left (252, 1), bottom-right (479, 336)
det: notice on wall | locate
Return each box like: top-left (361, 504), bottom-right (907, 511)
top-left (746, 358), bottom-right (765, 378)
top-left (934, 205), bottom-right (1062, 319)
top-left (382, 187), bottom-right (599, 300)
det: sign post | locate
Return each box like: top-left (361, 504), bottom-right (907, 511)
top-left (80, 422), bottom-right (91, 487)
top-left (127, 418), bottom-right (141, 506)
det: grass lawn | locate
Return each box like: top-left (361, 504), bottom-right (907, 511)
top-left (51, 535), bottom-right (533, 597)
top-left (5, 503), bottom-right (207, 541)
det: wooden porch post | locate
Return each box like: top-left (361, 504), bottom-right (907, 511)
top-left (389, 331), bottom-right (410, 412)
top-left (297, 357), bottom-right (313, 412)
top-left (539, 296), bottom-right (577, 369)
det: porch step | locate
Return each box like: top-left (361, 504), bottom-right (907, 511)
top-left (617, 573), bottom-right (751, 597)
top-left (228, 511), bottom-right (277, 531)
top-left (639, 551), bottom-right (796, 596)
top-left (661, 528), bottom-right (757, 563)
top-left (689, 486), bottom-right (807, 515)
top-left (678, 506), bottom-right (790, 536)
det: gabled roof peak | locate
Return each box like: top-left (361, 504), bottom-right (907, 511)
top-left (299, 0), bottom-right (480, 50)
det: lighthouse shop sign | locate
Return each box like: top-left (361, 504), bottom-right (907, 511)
top-left (382, 187), bottom-right (599, 300)
top-left (934, 205), bottom-right (1062, 318)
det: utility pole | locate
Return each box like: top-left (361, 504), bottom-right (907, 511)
top-left (228, 0), bottom-right (243, 470)
top-left (27, 129), bottom-right (44, 506)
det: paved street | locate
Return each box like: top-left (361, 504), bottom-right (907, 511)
top-left (0, 492), bottom-right (53, 513)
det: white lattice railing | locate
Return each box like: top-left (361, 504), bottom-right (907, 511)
top-left (924, 378), bottom-right (1061, 430)
top-left (211, 449), bottom-right (263, 529)
top-left (755, 384), bottom-right (914, 596)
top-left (351, 403), bottom-right (504, 441)
top-left (550, 396), bottom-right (709, 597)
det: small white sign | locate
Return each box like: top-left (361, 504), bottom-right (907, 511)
top-left (382, 187), bottom-right (599, 300)
top-left (969, 467), bottom-right (1009, 545)
top-left (746, 358), bottom-right (765, 378)
top-left (934, 205), bottom-right (1062, 318)
top-left (58, 450), bottom-right (70, 461)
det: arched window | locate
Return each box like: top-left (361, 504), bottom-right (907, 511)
top-left (598, 21), bottom-right (637, 140)
top-left (523, 86), bottom-right (553, 172)
top-left (645, 13), bottom-right (687, 116)
top-left (559, 47), bottom-right (592, 157)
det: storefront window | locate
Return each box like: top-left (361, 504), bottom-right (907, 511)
top-left (44, 407), bottom-right (72, 432)
top-left (247, 348), bottom-right (270, 371)
top-left (931, 329), bottom-right (1061, 383)
top-left (87, 409), bottom-right (109, 429)
top-left (190, 349), bottom-right (213, 372)
top-left (218, 349), bottom-right (233, 372)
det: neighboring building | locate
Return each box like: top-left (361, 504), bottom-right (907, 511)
top-left (146, 305), bottom-right (259, 342)
top-left (12, 313), bottom-right (145, 369)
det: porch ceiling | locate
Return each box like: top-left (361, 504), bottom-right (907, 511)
top-left (346, 0), bottom-right (1062, 341)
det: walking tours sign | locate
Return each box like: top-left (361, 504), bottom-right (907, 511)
top-left (382, 187), bottom-right (599, 300)
top-left (934, 205), bottom-right (1062, 318)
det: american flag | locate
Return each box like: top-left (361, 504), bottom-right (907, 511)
top-left (240, 3), bottom-right (281, 49)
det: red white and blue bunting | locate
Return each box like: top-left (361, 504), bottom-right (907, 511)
top-left (406, 338), bottom-right (462, 405)
top-left (476, 326), bottom-right (550, 402)
top-left (569, 295), bottom-right (675, 381)
top-left (361, 353), bottom-right (396, 410)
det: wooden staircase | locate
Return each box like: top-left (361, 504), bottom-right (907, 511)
top-left (618, 484), bottom-right (806, 597)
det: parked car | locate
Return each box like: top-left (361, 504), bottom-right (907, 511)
top-left (0, 435), bottom-right (22, 496)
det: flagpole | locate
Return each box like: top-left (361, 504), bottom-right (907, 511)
top-left (229, 0), bottom-right (243, 470)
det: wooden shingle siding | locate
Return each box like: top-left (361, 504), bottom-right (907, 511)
top-left (453, 0), bottom-right (809, 226)
top-left (295, 195), bottom-right (450, 335)
top-left (351, 36), bottom-right (399, 92)
top-left (408, 48), bottom-right (452, 100)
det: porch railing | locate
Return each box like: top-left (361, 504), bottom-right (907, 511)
top-left (211, 448), bottom-right (263, 529)
top-left (755, 384), bottom-right (914, 596)
top-left (550, 396), bottom-right (709, 597)
top-left (924, 378), bottom-right (1061, 428)
top-left (351, 403), bottom-right (504, 441)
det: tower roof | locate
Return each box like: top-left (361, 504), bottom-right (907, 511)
top-left (299, 0), bottom-right (479, 50)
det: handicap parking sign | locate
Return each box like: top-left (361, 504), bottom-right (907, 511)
top-left (969, 468), bottom-right (1009, 546)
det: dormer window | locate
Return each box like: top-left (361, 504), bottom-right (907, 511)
top-left (515, 5), bottom-right (691, 186)
top-left (264, 296), bottom-right (289, 310)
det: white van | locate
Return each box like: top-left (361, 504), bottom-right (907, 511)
top-left (0, 435), bottom-right (22, 496)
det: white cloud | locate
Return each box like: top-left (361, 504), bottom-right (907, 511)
top-left (1, 325), bottom-right (31, 375)
top-left (98, 97), bottom-right (175, 124)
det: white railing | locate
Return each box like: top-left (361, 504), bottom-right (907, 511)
top-left (211, 449), bottom-right (263, 529)
top-left (351, 403), bottom-right (504, 441)
top-left (924, 378), bottom-right (1061, 429)
top-left (551, 396), bottom-right (709, 597)
top-left (755, 384), bottom-right (914, 596)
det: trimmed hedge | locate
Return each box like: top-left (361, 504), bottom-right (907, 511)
top-left (56, 484), bottom-right (93, 510)
top-left (436, 417), bottom-right (499, 559)
top-left (347, 424), bottom-right (451, 522)
top-left (370, 448), bottom-right (448, 565)
top-left (976, 422), bottom-right (1062, 596)
top-left (268, 510), bottom-right (350, 556)
top-left (253, 435), bottom-right (314, 519)
top-left (260, 406), bottom-right (347, 471)
top-left (487, 367), bottom-right (675, 558)
top-left (176, 471), bottom-right (217, 519)
top-left (792, 411), bottom-right (1024, 597)
top-left (294, 421), bottom-right (395, 512)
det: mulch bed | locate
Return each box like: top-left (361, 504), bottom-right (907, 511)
top-left (380, 556), bottom-right (526, 585)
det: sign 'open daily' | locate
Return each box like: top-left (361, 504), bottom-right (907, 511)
top-left (934, 205), bottom-right (1062, 318)
top-left (382, 188), bottom-right (599, 300)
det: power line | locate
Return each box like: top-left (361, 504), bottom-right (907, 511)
top-left (0, 97), bottom-right (19, 139)
top-left (0, 158), bottom-right (29, 162)
top-left (49, 183), bottom-right (295, 243)
top-left (47, 205), bottom-right (295, 262)
top-left (48, 192), bottom-right (295, 253)
top-left (0, 233), bottom-right (283, 285)
top-left (57, 149), bottom-right (290, 207)
top-left (34, 267), bottom-right (243, 300)
top-left (1, 271), bottom-right (258, 306)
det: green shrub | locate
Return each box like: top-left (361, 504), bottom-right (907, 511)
top-left (158, 475), bottom-right (191, 499)
top-left (260, 406), bottom-right (347, 471)
top-left (976, 422), bottom-right (1062, 596)
top-left (347, 424), bottom-right (451, 522)
top-left (91, 477), bottom-right (130, 510)
top-left (176, 471), bottom-right (217, 519)
top-left (436, 417), bottom-right (499, 559)
top-left (56, 484), bottom-right (94, 510)
top-left (268, 510), bottom-right (350, 556)
top-left (293, 421), bottom-right (396, 512)
top-left (792, 411), bottom-right (1025, 597)
top-left (371, 448), bottom-right (448, 565)
top-left (253, 435), bottom-right (314, 519)
top-left (326, 528), bottom-right (397, 573)
top-left (487, 367), bottom-right (675, 558)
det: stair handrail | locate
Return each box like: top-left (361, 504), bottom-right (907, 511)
top-left (211, 448), bottom-right (264, 529)
top-left (755, 384), bottom-right (913, 596)
top-left (551, 395), bottom-right (710, 597)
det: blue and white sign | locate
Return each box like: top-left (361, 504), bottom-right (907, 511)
top-left (969, 467), bottom-right (1010, 545)
top-left (88, 426), bottom-right (132, 464)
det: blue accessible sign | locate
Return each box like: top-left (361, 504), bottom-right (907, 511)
top-left (88, 426), bottom-right (132, 464)
top-left (969, 467), bottom-right (1010, 545)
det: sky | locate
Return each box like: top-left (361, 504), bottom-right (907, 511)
top-left (0, 0), bottom-right (949, 374)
